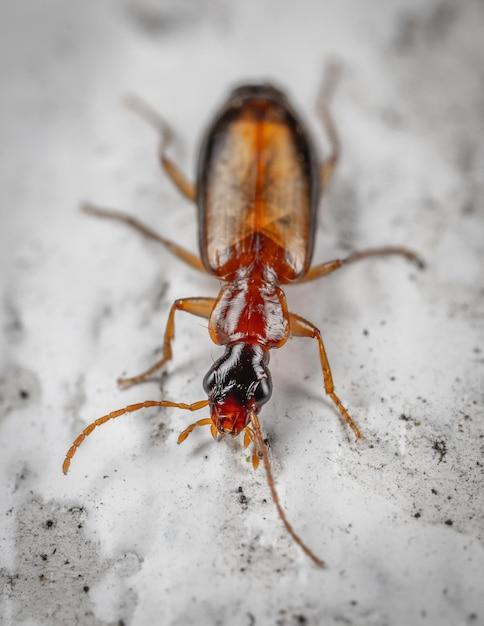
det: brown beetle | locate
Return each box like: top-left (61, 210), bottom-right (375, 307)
top-left (63, 66), bottom-right (423, 566)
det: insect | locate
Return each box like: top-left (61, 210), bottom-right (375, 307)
top-left (63, 66), bottom-right (423, 567)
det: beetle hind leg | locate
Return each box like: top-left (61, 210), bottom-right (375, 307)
top-left (316, 61), bottom-right (342, 189)
top-left (124, 94), bottom-right (196, 202)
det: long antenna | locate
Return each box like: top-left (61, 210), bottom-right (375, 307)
top-left (250, 412), bottom-right (325, 568)
top-left (63, 399), bottom-right (209, 475)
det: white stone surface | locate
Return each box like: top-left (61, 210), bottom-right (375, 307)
top-left (1, 1), bottom-right (483, 625)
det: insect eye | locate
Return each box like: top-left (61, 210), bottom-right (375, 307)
top-left (202, 367), bottom-right (217, 395)
top-left (254, 376), bottom-right (272, 406)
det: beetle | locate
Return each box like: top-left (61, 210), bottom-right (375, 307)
top-left (63, 66), bottom-right (423, 567)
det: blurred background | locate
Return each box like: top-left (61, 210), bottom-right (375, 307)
top-left (1, 1), bottom-right (483, 625)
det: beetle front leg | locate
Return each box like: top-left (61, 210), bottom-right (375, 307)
top-left (289, 312), bottom-right (362, 440)
top-left (118, 297), bottom-right (216, 389)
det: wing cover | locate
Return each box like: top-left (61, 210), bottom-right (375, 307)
top-left (197, 86), bottom-right (320, 282)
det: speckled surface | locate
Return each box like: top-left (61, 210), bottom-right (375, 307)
top-left (1, 1), bottom-right (483, 625)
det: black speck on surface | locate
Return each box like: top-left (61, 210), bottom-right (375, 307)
top-left (2, 496), bottom-right (138, 625)
top-left (0, 364), bottom-right (41, 421)
top-left (432, 439), bottom-right (447, 463)
top-left (237, 486), bottom-right (249, 509)
top-left (399, 413), bottom-right (421, 426)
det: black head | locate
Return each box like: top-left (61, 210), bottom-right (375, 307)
top-left (203, 343), bottom-right (272, 436)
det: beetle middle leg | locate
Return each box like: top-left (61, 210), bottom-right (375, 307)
top-left (298, 245), bottom-right (425, 283)
top-left (118, 297), bottom-right (215, 389)
top-left (289, 312), bottom-right (361, 440)
top-left (82, 202), bottom-right (205, 273)
top-left (124, 94), bottom-right (195, 202)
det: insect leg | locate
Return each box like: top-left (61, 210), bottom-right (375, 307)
top-left (118, 297), bottom-right (216, 389)
top-left (82, 202), bottom-right (206, 273)
top-left (316, 61), bottom-right (342, 189)
top-left (289, 313), bottom-right (361, 440)
top-left (124, 94), bottom-right (196, 202)
top-left (298, 245), bottom-right (425, 283)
